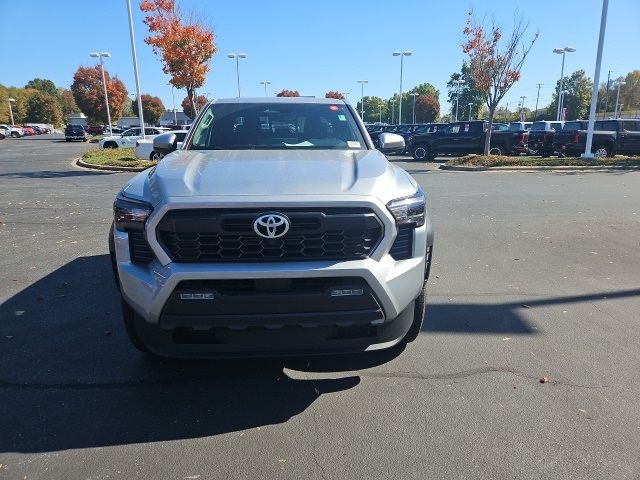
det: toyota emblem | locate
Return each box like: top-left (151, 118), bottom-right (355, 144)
top-left (253, 213), bottom-right (290, 239)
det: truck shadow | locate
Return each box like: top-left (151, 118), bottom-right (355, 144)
top-left (1, 255), bottom-right (636, 453)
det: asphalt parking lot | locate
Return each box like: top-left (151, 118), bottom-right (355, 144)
top-left (1, 135), bottom-right (640, 479)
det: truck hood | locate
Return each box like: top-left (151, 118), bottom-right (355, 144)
top-left (123, 149), bottom-right (418, 205)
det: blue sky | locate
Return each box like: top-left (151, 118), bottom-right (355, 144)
top-left (1, 0), bottom-right (638, 114)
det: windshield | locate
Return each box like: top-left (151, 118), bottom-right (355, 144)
top-left (189, 102), bottom-right (366, 150)
top-left (563, 121), bottom-right (584, 131)
top-left (595, 120), bottom-right (618, 131)
top-left (530, 122), bottom-right (547, 131)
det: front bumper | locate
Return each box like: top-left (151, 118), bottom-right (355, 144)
top-left (114, 198), bottom-right (433, 357)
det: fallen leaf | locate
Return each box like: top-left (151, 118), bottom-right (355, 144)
top-left (522, 304), bottom-right (531, 308)
top-left (539, 376), bottom-right (550, 384)
top-left (502, 337), bottom-right (511, 341)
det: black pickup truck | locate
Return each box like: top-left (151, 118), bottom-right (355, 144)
top-left (527, 121), bottom-right (564, 157)
top-left (553, 119), bottom-right (640, 158)
top-left (407, 121), bottom-right (528, 160)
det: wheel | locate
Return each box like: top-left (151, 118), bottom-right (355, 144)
top-left (65, 138), bottom-right (70, 142)
top-left (11, 132), bottom-right (20, 138)
top-left (411, 144), bottom-right (430, 161)
top-left (150, 151), bottom-right (163, 161)
top-left (488, 146), bottom-right (504, 156)
top-left (83, 138), bottom-right (88, 142)
top-left (593, 145), bottom-right (610, 158)
top-left (121, 300), bottom-right (151, 353)
top-left (104, 142), bottom-right (118, 149)
top-left (401, 287), bottom-right (426, 344)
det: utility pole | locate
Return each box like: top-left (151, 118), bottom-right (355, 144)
top-left (534, 84), bottom-right (543, 118)
top-left (602, 70), bottom-right (613, 118)
top-left (520, 95), bottom-right (527, 121)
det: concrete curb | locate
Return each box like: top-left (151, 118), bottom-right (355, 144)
top-left (439, 164), bottom-right (640, 172)
top-left (75, 157), bottom-right (152, 172)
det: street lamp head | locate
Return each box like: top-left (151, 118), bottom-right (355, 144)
top-left (617, 81), bottom-right (627, 86)
top-left (90, 52), bottom-right (100, 58)
top-left (403, 51), bottom-right (412, 56)
top-left (392, 51), bottom-right (401, 56)
top-left (101, 52), bottom-right (112, 58)
top-left (564, 46), bottom-right (576, 53)
top-left (357, 80), bottom-right (368, 84)
top-left (553, 48), bottom-right (565, 54)
top-left (238, 53), bottom-right (247, 59)
top-left (8, 98), bottom-right (15, 102)
top-left (227, 53), bottom-right (236, 58)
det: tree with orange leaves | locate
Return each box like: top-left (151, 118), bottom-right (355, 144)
top-left (462, 11), bottom-right (538, 155)
top-left (70, 65), bottom-right (128, 123)
top-left (140, 0), bottom-right (216, 117)
top-left (325, 91), bottom-right (345, 100)
top-left (276, 90), bottom-right (300, 97)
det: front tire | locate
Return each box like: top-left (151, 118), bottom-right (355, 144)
top-left (412, 144), bottom-right (431, 161)
top-left (489, 146), bottom-right (504, 156)
top-left (104, 142), bottom-right (118, 149)
top-left (401, 287), bottom-right (426, 344)
top-left (122, 301), bottom-right (151, 353)
top-left (11, 132), bottom-right (20, 138)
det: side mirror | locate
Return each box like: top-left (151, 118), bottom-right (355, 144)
top-left (153, 132), bottom-right (178, 154)
top-left (378, 132), bottom-right (405, 154)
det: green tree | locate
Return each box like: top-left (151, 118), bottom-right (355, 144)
top-left (26, 92), bottom-right (63, 125)
top-left (620, 70), bottom-right (640, 112)
top-left (57, 88), bottom-right (79, 118)
top-left (132, 94), bottom-right (165, 125)
top-left (398, 83), bottom-right (440, 123)
top-left (356, 96), bottom-right (388, 123)
top-left (25, 78), bottom-right (58, 96)
top-left (446, 61), bottom-right (484, 121)
top-left (546, 69), bottom-right (593, 120)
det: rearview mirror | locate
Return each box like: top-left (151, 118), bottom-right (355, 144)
top-left (153, 132), bottom-right (178, 154)
top-left (378, 132), bottom-right (405, 154)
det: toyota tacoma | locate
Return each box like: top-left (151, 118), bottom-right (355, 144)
top-left (109, 97), bottom-right (434, 357)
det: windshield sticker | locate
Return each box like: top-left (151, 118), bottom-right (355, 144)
top-left (347, 141), bottom-right (361, 148)
top-left (337, 114), bottom-right (346, 121)
top-left (329, 105), bottom-right (339, 111)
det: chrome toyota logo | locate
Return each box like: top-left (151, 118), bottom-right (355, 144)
top-left (253, 213), bottom-right (290, 238)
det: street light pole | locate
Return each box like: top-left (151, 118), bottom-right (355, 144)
top-left (520, 95), bottom-right (527, 121)
top-left (378, 105), bottom-right (383, 123)
top-left (582, 0), bottom-right (609, 159)
top-left (8, 98), bottom-right (15, 125)
top-left (357, 80), bottom-right (368, 120)
top-left (170, 84), bottom-right (177, 124)
top-left (554, 46), bottom-right (576, 121)
top-left (452, 79), bottom-right (465, 121)
top-left (126, 0), bottom-right (146, 138)
top-left (259, 81), bottom-right (271, 96)
top-left (614, 81), bottom-right (626, 118)
top-left (468, 102), bottom-right (473, 121)
top-left (228, 53), bottom-right (247, 97)
top-left (410, 93), bottom-right (418, 123)
top-left (90, 52), bottom-right (113, 136)
top-left (392, 50), bottom-right (412, 124)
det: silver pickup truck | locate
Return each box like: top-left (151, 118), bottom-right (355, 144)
top-left (109, 97), bottom-right (434, 358)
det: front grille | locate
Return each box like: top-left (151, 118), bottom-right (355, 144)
top-left (129, 231), bottom-right (155, 264)
top-left (157, 208), bottom-right (383, 262)
top-left (389, 225), bottom-right (414, 260)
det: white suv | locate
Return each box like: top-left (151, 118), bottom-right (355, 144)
top-left (109, 98), bottom-right (434, 358)
top-left (99, 127), bottom-right (167, 149)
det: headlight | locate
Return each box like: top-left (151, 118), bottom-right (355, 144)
top-left (386, 187), bottom-right (426, 227)
top-left (113, 193), bottom-right (153, 232)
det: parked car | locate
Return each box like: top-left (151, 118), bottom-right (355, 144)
top-left (0, 130), bottom-right (5, 140)
top-left (21, 126), bottom-right (36, 136)
top-left (553, 119), bottom-right (640, 158)
top-left (65, 124), bottom-right (89, 142)
top-left (407, 120), bottom-right (529, 160)
top-left (135, 130), bottom-right (188, 160)
top-left (98, 127), bottom-right (167, 149)
top-left (508, 121), bottom-right (532, 132)
top-left (85, 125), bottom-right (105, 135)
top-left (551, 121), bottom-right (589, 156)
top-left (109, 97), bottom-right (433, 357)
top-left (527, 121), bottom-right (564, 156)
top-left (0, 124), bottom-right (25, 138)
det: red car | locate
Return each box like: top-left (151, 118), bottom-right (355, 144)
top-left (21, 126), bottom-right (36, 136)
top-left (85, 125), bottom-right (105, 135)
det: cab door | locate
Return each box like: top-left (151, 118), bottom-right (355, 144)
top-left (618, 121), bottom-right (640, 154)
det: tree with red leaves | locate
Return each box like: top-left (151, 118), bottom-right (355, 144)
top-left (181, 94), bottom-right (208, 119)
top-left (325, 91), bottom-right (345, 100)
top-left (140, 0), bottom-right (216, 117)
top-left (70, 65), bottom-right (128, 123)
top-left (276, 89), bottom-right (300, 97)
top-left (414, 95), bottom-right (439, 123)
top-left (462, 11), bottom-right (538, 154)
